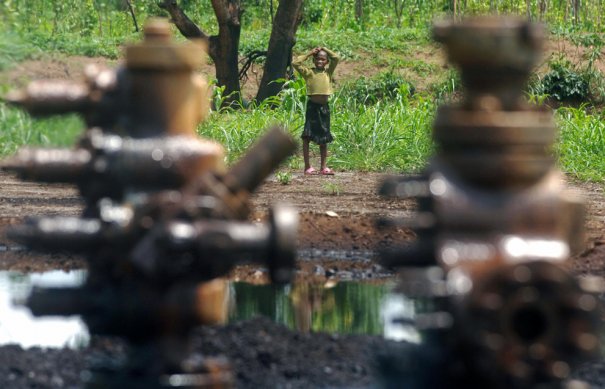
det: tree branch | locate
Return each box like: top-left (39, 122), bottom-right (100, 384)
top-left (125, 0), bottom-right (139, 32)
top-left (239, 50), bottom-right (267, 83)
top-left (211, 0), bottom-right (242, 27)
top-left (158, 0), bottom-right (209, 40)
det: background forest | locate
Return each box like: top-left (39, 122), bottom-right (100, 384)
top-left (1, 0), bottom-right (604, 181)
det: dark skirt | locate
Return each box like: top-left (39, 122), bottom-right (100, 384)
top-left (301, 101), bottom-right (334, 145)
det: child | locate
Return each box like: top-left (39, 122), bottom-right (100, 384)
top-left (292, 46), bottom-right (340, 175)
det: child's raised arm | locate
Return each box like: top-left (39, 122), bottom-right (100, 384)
top-left (292, 50), bottom-right (314, 77)
top-left (321, 47), bottom-right (340, 73)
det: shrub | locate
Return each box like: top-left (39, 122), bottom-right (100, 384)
top-left (275, 171), bottom-right (292, 185)
top-left (339, 71), bottom-right (415, 105)
top-left (530, 51), bottom-right (605, 106)
top-left (534, 57), bottom-right (589, 102)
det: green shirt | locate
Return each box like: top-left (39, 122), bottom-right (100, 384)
top-left (292, 48), bottom-right (340, 96)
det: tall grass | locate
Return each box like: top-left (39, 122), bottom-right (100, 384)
top-left (0, 32), bottom-right (41, 71)
top-left (556, 107), bottom-right (605, 181)
top-left (0, 2), bottom-right (603, 182)
top-left (2, 80), bottom-right (603, 183)
top-left (199, 78), bottom-right (434, 173)
top-left (0, 104), bottom-right (83, 155)
top-left (329, 94), bottom-right (434, 172)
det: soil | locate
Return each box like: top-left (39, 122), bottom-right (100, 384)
top-left (1, 40), bottom-right (605, 388)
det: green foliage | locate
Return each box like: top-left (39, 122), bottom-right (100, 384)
top-left (530, 52), bottom-right (605, 104)
top-left (533, 56), bottom-right (589, 102)
top-left (0, 104), bottom-right (83, 156)
top-left (555, 107), bottom-right (605, 182)
top-left (294, 27), bottom-right (425, 60)
top-left (0, 32), bottom-right (40, 70)
top-left (323, 182), bottom-right (341, 196)
top-left (26, 31), bottom-right (126, 58)
top-left (2, 0), bottom-right (605, 184)
top-left (230, 281), bottom-right (391, 336)
top-left (238, 29), bottom-right (270, 56)
top-left (339, 71), bottom-right (415, 105)
top-left (429, 68), bottom-right (461, 103)
top-left (275, 171), bottom-right (292, 185)
top-left (329, 93), bottom-right (434, 172)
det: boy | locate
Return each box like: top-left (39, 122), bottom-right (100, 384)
top-left (292, 46), bottom-right (340, 175)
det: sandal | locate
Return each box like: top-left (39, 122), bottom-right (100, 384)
top-left (320, 167), bottom-right (335, 175)
top-left (304, 167), bottom-right (318, 175)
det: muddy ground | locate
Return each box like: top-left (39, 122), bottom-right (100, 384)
top-left (0, 170), bottom-right (603, 276)
top-left (0, 170), bottom-right (604, 388)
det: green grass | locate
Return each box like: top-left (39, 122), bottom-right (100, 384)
top-left (329, 94), bottom-right (434, 172)
top-left (199, 79), bottom-right (434, 173)
top-left (0, 104), bottom-right (83, 155)
top-left (2, 82), bottom-right (604, 183)
top-left (0, 32), bottom-right (41, 71)
top-left (1, 2), bottom-right (605, 182)
top-left (556, 107), bottom-right (605, 181)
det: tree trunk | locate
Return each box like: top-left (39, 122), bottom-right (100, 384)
top-left (125, 0), bottom-right (139, 32)
top-left (159, 0), bottom-right (242, 105)
top-left (255, 0), bottom-right (303, 103)
top-left (355, 0), bottom-right (364, 22)
top-left (539, 0), bottom-right (547, 21)
top-left (391, 0), bottom-right (404, 27)
top-left (453, 0), bottom-right (457, 20)
top-left (564, 0), bottom-right (569, 22)
top-left (211, 0), bottom-right (242, 104)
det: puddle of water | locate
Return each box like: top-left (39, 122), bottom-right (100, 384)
top-left (0, 271), bottom-right (420, 349)
top-left (229, 282), bottom-right (419, 341)
top-left (0, 270), bottom-right (89, 349)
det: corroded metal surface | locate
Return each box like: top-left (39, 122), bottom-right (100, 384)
top-left (3, 18), bottom-right (297, 389)
top-left (380, 17), bottom-right (601, 388)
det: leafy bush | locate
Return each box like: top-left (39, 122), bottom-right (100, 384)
top-left (529, 51), bottom-right (605, 105)
top-left (339, 71), bottom-right (415, 105)
top-left (275, 171), bottom-right (293, 185)
top-left (534, 57), bottom-right (589, 102)
top-left (302, 2), bottom-right (324, 26)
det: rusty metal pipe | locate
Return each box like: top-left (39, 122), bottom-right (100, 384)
top-left (130, 204), bottom-right (297, 284)
top-left (378, 17), bottom-right (601, 388)
top-left (7, 217), bottom-right (106, 252)
top-left (2, 130), bottom-right (224, 194)
top-left (4, 80), bottom-right (92, 116)
top-left (4, 18), bottom-right (298, 389)
top-left (222, 126), bottom-right (297, 194)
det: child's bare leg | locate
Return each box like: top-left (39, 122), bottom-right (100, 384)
top-left (303, 138), bottom-right (312, 170)
top-left (320, 144), bottom-right (328, 170)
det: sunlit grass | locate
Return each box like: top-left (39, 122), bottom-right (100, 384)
top-left (1, 2), bottom-right (603, 181)
top-left (198, 81), bottom-right (434, 173)
top-left (0, 32), bottom-right (41, 71)
top-left (3, 87), bottom-right (602, 183)
top-left (556, 107), bottom-right (605, 181)
top-left (0, 104), bottom-right (83, 155)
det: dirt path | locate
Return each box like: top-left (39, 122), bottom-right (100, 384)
top-left (0, 170), bottom-right (603, 279)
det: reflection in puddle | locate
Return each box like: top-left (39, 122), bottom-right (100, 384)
top-left (0, 271), bottom-right (416, 349)
top-left (229, 281), bottom-right (409, 339)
